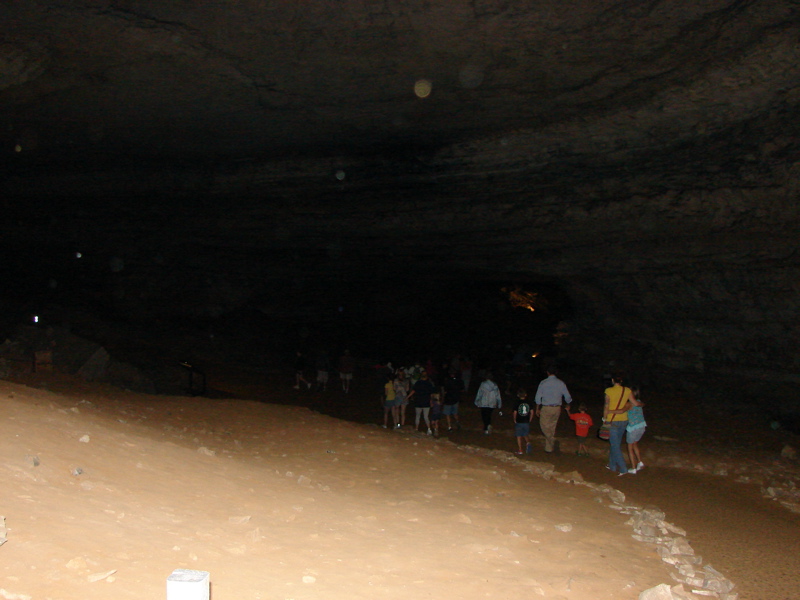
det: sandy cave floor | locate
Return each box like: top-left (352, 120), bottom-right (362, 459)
top-left (1, 366), bottom-right (799, 600)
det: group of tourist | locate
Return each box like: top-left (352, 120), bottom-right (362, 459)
top-left (381, 358), bottom-right (473, 436)
top-left (295, 349), bottom-right (647, 475)
top-left (501, 367), bottom-right (648, 475)
top-left (389, 362), bottom-right (647, 477)
top-left (294, 349), bottom-right (356, 393)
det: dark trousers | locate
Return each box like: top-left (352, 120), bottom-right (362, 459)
top-left (480, 407), bottom-right (494, 431)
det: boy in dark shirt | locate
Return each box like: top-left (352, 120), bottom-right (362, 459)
top-left (512, 388), bottom-right (534, 455)
top-left (441, 371), bottom-right (465, 431)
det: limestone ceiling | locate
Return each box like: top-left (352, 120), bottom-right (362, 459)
top-left (2, 1), bottom-right (799, 180)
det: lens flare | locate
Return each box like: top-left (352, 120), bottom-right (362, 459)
top-left (414, 79), bottom-right (432, 98)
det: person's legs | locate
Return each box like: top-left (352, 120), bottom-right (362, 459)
top-left (422, 407), bottom-right (431, 429)
top-left (415, 407), bottom-right (423, 429)
top-left (626, 427), bottom-right (645, 468)
top-left (442, 404), bottom-right (453, 430)
top-left (480, 407), bottom-right (493, 433)
top-left (608, 421), bottom-right (628, 473)
top-left (514, 422), bottom-right (530, 453)
top-left (632, 442), bottom-right (642, 466)
top-left (539, 405), bottom-right (560, 452)
top-left (446, 404), bottom-right (460, 429)
top-left (383, 405), bottom-right (391, 427)
top-left (391, 405), bottom-right (400, 427)
top-left (400, 402), bottom-right (408, 426)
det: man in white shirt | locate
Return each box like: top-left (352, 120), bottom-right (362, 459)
top-left (534, 367), bottom-right (572, 453)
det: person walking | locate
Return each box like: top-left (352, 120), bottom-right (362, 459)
top-left (441, 370), bottom-right (465, 431)
top-left (393, 368), bottom-right (410, 428)
top-left (603, 372), bottom-right (633, 475)
top-left (474, 372), bottom-right (502, 435)
top-left (407, 370), bottom-right (436, 435)
top-left (382, 373), bottom-right (399, 429)
top-left (294, 351), bottom-right (312, 390)
top-left (565, 403), bottom-right (594, 456)
top-left (512, 388), bottom-right (533, 455)
top-left (625, 386), bottom-right (647, 473)
top-left (314, 350), bottom-right (331, 392)
top-left (338, 350), bottom-right (355, 393)
top-left (534, 365), bottom-right (572, 453)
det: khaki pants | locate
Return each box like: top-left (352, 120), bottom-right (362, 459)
top-left (539, 405), bottom-right (561, 452)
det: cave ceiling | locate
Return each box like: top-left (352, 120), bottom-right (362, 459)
top-left (3, 2), bottom-right (798, 188)
top-left (2, 1), bottom-right (799, 399)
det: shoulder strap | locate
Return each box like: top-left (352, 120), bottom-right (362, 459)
top-left (610, 387), bottom-right (626, 421)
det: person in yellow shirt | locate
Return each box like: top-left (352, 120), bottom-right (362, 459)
top-left (603, 372), bottom-right (634, 475)
top-left (382, 373), bottom-right (398, 429)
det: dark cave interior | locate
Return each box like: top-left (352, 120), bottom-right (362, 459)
top-left (1, 1), bottom-right (799, 422)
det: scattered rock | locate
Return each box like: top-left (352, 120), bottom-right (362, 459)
top-left (0, 588), bottom-right (32, 600)
top-left (638, 583), bottom-right (672, 600)
top-left (228, 516), bottom-right (251, 524)
top-left (87, 569), bottom-right (116, 582)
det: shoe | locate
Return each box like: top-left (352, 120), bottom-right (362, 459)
top-left (307, 382), bottom-right (312, 390)
top-left (382, 425), bottom-right (387, 429)
top-left (448, 427), bottom-right (453, 432)
top-left (515, 451), bottom-right (524, 455)
top-left (395, 423), bottom-right (401, 429)
top-left (629, 468), bottom-right (638, 474)
top-left (618, 472), bottom-right (629, 477)
top-left (427, 428), bottom-right (432, 435)
top-left (636, 461), bottom-right (644, 470)
top-left (484, 429), bottom-right (489, 435)
top-left (292, 385), bottom-right (300, 390)
top-left (487, 425), bottom-right (492, 434)
top-left (526, 443), bottom-right (532, 454)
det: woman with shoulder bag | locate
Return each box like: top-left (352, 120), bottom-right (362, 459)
top-left (603, 371), bottom-right (634, 476)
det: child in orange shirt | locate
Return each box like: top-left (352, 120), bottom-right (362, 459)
top-left (565, 403), bottom-right (594, 456)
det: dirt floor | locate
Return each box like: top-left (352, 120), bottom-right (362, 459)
top-left (1, 363), bottom-right (798, 600)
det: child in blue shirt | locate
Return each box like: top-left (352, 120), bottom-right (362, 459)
top-left (626, 386), bottom-right (647, 473)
